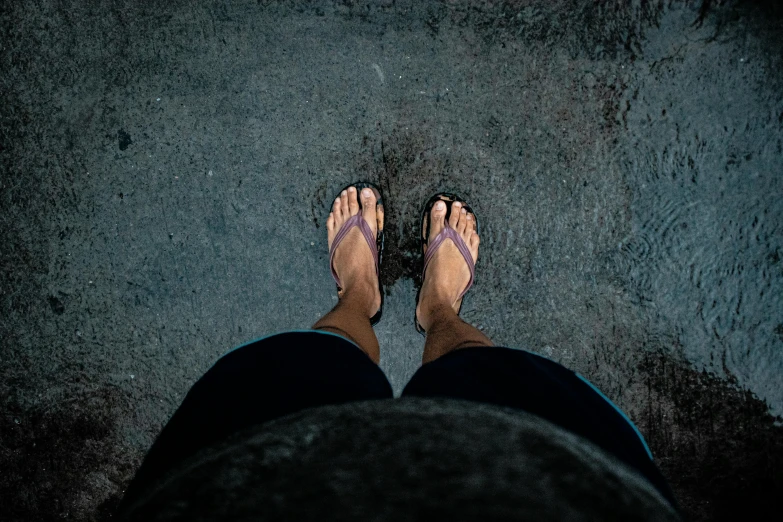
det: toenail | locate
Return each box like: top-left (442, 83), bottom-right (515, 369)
top-left (467, 214), bottom-right (472, 220)
top-left (461, 208), bottom-right (467, 214)
top-left (348, 186), bottom-right (356, 192)
top-left (435, 201), bottom-right (445, 210)
top-left (362, 188), bottom-right (371, 197)
top-left (342, 191), bottom-right (347, 196)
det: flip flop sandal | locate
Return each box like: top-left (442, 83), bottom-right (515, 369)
top-left (415, 192), bottom-right (479, 335)
top-left (328, 182), bottom-right (385, 326)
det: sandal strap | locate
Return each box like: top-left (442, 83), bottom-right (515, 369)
top-left (422, 223), bottom-right (475, 299)
top-left (329, 214), bottom-right (378, 288)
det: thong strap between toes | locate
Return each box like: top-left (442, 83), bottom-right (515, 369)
top-left (422, 223), bottom-right (475, 299)
top-left (329, 214), bottom-right (379, 288)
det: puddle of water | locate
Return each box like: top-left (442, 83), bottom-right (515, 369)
top-left (619, 6), bottom-right (783, 416)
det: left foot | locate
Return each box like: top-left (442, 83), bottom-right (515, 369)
top-left (327, 186), bottom-right (383, 318)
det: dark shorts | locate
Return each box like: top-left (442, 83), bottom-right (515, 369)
top-left (120, 331), bottom-right (674, 508)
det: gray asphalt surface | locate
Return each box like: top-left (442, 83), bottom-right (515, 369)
top-left (1, 1), bottom-right (782, 521)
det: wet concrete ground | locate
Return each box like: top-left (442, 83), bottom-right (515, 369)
top-left (1, 1), bottom-right (782, 520)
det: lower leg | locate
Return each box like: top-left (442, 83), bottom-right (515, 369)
top-left (314, 283), bottom-right (380, 364)
top-left (420, 304), bottom-right (492, 365)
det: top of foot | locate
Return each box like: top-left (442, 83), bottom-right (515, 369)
top-left (327, 186), bottom-right (383, 319)
top-left (416, 199), bottom-right (480, 331)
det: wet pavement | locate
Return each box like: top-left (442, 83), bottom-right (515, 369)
top-left (1, 1), bottom-right (781, 520)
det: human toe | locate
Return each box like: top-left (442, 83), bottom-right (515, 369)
top-left (467, 212), bottom-right (477, 231)
top-left (339, 190), bottom-right (350, 218)
top-left (430, 200), bottom-right (447, 236)
top-left (449, 201), bottom-right (462, 228)
top-left (327, 212), bottom-right (335, 232)
top-left (456, 207), bottom-right (469, 234)
top-left (424, 200), bottom-right (446, 254)
top-left (333, 198), bottom-right (343, 223)
top-left (360, 188), bottom-right (378, 234)
top-left (347, 186), bottom-right (360, 215)
top-left (470, 231), bottom-right (480, 256)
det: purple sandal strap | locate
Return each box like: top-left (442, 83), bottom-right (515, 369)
top-left (329, 214), bottom-right (379, 288)
top-left (422, 224), bottom-right (475, 299)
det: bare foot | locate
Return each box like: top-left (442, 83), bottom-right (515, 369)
top-left (327, 186), bottom-right (382, 318)
top-left (415, 200), bottom-right (480, 331)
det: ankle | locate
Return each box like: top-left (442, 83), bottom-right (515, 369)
top-left (340, 281), bottom-right (379, 317)
top-left (416, 301), bottom-right (455, 332)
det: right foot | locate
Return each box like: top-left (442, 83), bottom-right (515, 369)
top-left (415, 199), bottom-right (480, 331)
top-left (327, 186), bottom-right (383, 318)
